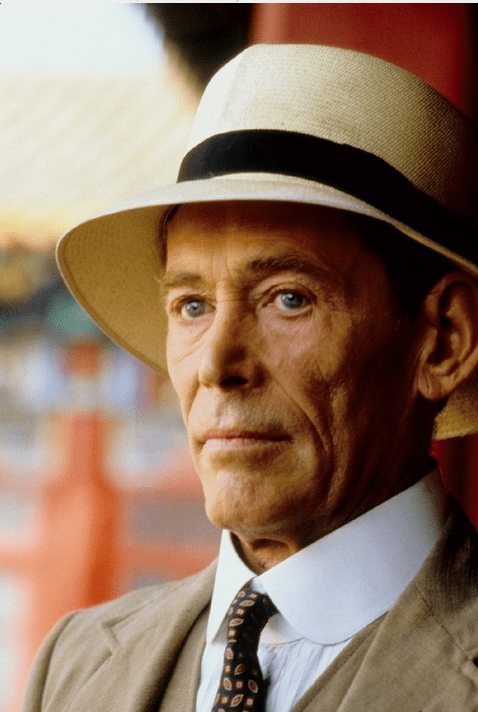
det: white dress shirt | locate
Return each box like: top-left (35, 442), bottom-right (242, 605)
top-left (195, 470), bottom-right (448, 712)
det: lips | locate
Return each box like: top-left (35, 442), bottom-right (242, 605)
top-left (201, 428), bottom-right (289, 443)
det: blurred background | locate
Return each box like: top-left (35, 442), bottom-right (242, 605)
top-left (1, 4), bottom-right (478, 710)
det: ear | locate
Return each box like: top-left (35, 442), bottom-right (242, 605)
top-left (417, 271), bottom-right (478, 402)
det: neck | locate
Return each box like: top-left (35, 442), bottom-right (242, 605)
top-left (231, 534), bottom-right (301, 574)
top-left (232, 455), bottom-right (436, 575)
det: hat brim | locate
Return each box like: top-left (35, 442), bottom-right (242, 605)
top-left (57, 171), bottom-right (478, 440)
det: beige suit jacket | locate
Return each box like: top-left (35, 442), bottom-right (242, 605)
top-left (22, 501), bottom-right (478, 712)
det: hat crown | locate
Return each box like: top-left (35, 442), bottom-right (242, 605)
top-left (188, 44), bottom-right (478, 223)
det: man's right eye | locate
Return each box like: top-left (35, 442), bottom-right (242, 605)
top-left (181, 300), bottom-right (208, 319)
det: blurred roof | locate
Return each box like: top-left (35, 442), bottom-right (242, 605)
top-left (0, 64), bottom-right (197, 248)
top-left (0, 4), bottom-right (254, 251)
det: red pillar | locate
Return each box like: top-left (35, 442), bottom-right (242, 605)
top-left (13, 344), bottom-right (120, 711)
top-left (252, 4), bottom-right (472, 113)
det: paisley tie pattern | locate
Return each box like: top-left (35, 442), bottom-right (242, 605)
top-left (212, 585), bottom-right (277, 712)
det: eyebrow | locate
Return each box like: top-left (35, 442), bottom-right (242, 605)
top-left (248, 255), bottom-right (343, 285)
top-left (161, 253), bottom-right (348, 298)
top-left (161, 271), bottom-right (205, 290)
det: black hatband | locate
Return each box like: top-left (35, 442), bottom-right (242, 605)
top-left (177, 129), bottom-right (477, 265)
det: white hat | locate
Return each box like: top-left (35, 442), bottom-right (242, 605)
top-left (56, 44), bottom-right (478, 439)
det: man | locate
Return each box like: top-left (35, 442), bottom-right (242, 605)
top-left (23, 44), bottom-right (478, 711)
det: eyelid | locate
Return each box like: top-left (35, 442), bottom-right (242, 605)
top-left (165, 285), bottom-right (208, 306)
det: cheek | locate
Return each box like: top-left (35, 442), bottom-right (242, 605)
top-left (265, 311), bottom-right (406, 450)
top-left (260, 343), bottom-right (343, 453)
top-left (166, 334), bottom-right (198, 422)
top-left (326, 317), bottom-right (417, 435)
top-left (263, 311), bottom-right (354, 395)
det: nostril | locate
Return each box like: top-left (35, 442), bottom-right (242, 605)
top-left (221, 375), bottom-right (249, 388)
top-left (221, 376), bottom-right (247, 388)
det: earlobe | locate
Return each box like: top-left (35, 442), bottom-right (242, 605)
top-left (417, 272), bottom-right (478, 402)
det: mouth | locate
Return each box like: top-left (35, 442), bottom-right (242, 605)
top-left (204, 427), bottom-right (288, 439)
top-left (201, 429), bottom-right (289, 449)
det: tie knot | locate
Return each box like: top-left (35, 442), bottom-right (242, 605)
top-left (226, 585), bottom-right (277, 645)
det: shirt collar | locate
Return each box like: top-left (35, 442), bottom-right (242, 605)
top-left (207, 468), bottom-right (448, 645)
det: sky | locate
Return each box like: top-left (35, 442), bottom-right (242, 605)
top-left (0, 3), bottom-right (164, 75)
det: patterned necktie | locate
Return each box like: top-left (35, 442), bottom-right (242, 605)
top-left (212, 585), bottom-right (277, 712)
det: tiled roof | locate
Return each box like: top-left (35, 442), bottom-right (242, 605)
top-left (0, 65), bottom-right (197, 247)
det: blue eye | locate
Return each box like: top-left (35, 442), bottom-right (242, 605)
top-left (275, 292), bottom-right (307, 310)
top-left (181, 300), bottom-right (207, 319)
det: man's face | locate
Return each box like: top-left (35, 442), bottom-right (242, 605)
top-left (164, 201), bottom-right (423, 554)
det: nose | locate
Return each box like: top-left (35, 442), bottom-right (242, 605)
top-left (198, 306), bottom-right (263, 390)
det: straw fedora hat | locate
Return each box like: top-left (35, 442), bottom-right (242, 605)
top-left (57, 44), bottom-right (478, 440)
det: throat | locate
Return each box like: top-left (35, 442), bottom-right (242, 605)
top-left (231, 532), bottom-right (300, 573)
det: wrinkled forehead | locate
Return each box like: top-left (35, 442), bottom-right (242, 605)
top-left (161, 200), bottom-right (367, 269)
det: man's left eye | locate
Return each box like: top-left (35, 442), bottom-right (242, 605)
top-left (274, 292), bottom-right (308, 311)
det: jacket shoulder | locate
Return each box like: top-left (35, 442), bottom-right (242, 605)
top-left (22, 562), bottom-right (216, 712)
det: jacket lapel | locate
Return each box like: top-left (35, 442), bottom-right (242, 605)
top-left (158, 606), bottom-right (209, 712)
top-left (66, 562), bottom-right (216, 712)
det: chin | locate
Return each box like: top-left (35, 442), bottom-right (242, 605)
top-left (206, 496), bottom-right (303, 543)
